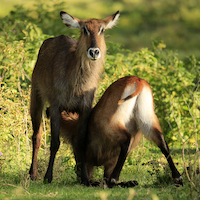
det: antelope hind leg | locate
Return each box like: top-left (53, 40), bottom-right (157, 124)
top-left (151, 127), bottom-right (183, 186)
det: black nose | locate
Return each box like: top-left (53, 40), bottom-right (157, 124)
top-left (88, 48), bottom-right (101, 60)
top-left (89, 48), bottom-right (100, 58)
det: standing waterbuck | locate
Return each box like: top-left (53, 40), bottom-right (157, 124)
top-left (59, 76), bottom-right (183, 187)
top-left (29, 11), bottom-right (120, 184)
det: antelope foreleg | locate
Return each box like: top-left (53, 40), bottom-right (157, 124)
top-left (78, 112), bottom-right (91, 186)
top-left (44, 107), bottom-right (61, 183)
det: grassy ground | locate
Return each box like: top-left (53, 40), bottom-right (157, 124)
top-left (0, 139), bottom-right (197, 200)
top-left (0, 183), bottom-right (189, 200)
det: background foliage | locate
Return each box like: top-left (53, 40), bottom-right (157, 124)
top-left (1, 0), bottom-right (200, 60)
top-left (0, 0), bottom-right (200, 199)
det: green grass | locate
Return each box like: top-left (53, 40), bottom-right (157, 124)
top-left (0, 139), bottom-right (198, 200)
top-left (0, 183), bottom-right (189, 200)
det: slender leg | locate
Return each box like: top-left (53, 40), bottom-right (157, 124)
top-left (76, 89), bottom-right (96, 186)
top-left (104, 160), bottom-right (117, 180)
top-left (78, 111), bottom-right (91, 186)
top-left (29, 88), bottom-right (43, 180)
top-left (152, 127), bottom-right (183, 186)
top-left (44, 106), bottom-right (61, 183)
top-left (29, 126), bottom-right (42, 180)
top-left (73, 151), bottom-right (81, 181)
top-left (107, 130), bottom-right (131, 188)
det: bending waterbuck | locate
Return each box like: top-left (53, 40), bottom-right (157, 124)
top-left (59, 76), bottom-right (183, 187)
top-left (29, 11), bottom-right (120, 184)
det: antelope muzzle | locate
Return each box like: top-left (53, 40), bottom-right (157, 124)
top-left (87, 47), bottom-right (101, 60)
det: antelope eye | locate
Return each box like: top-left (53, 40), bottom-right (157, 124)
top-left (83, 27), bottom-right (87, 35)
top-left (83, 26), bottom-right (90, 35)
top-left (100, 27), bottom-right (105, 34)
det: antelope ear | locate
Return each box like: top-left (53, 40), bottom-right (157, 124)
top-left (104, 11), bottom-right (120, 29)
top-left (60, 11), bottom-right (81, 29)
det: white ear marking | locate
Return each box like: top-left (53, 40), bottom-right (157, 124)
top-left (60, 12), bottom-right (80, 29)
top-left (105, 12), bottom-right (120, 29)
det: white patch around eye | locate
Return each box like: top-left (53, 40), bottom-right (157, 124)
top-left (98, 26), bottom-right (105, 35)
top-left (61, 13), bottom-right (80, 29)
top-left (84, 25), bottom-right (90, 35)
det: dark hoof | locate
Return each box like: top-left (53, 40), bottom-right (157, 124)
top-left (29, 169), bottom-right (37, 181)
top-left (90, 180), bottom-right (101, 187)
top-left (107, 178), bottom-right (118, 188)
top-left (29, 174), bottom-right (37, 181)
top-left (81, 179), bottom-right (90, 186)
top-left (118, 180), bottom-right (138, 188)
top-left (44, 174), bottom-right (52, 184)
top-left (43, 178), bottom-right (52, 184)
top-left (174, 176), bottom-right (183, 187)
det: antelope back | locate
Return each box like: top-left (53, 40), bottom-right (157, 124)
top-left (89, 76), bottom-right (160, 140)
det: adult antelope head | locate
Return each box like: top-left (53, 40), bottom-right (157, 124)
top-left (60, 11), bottom-right (119, 61)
